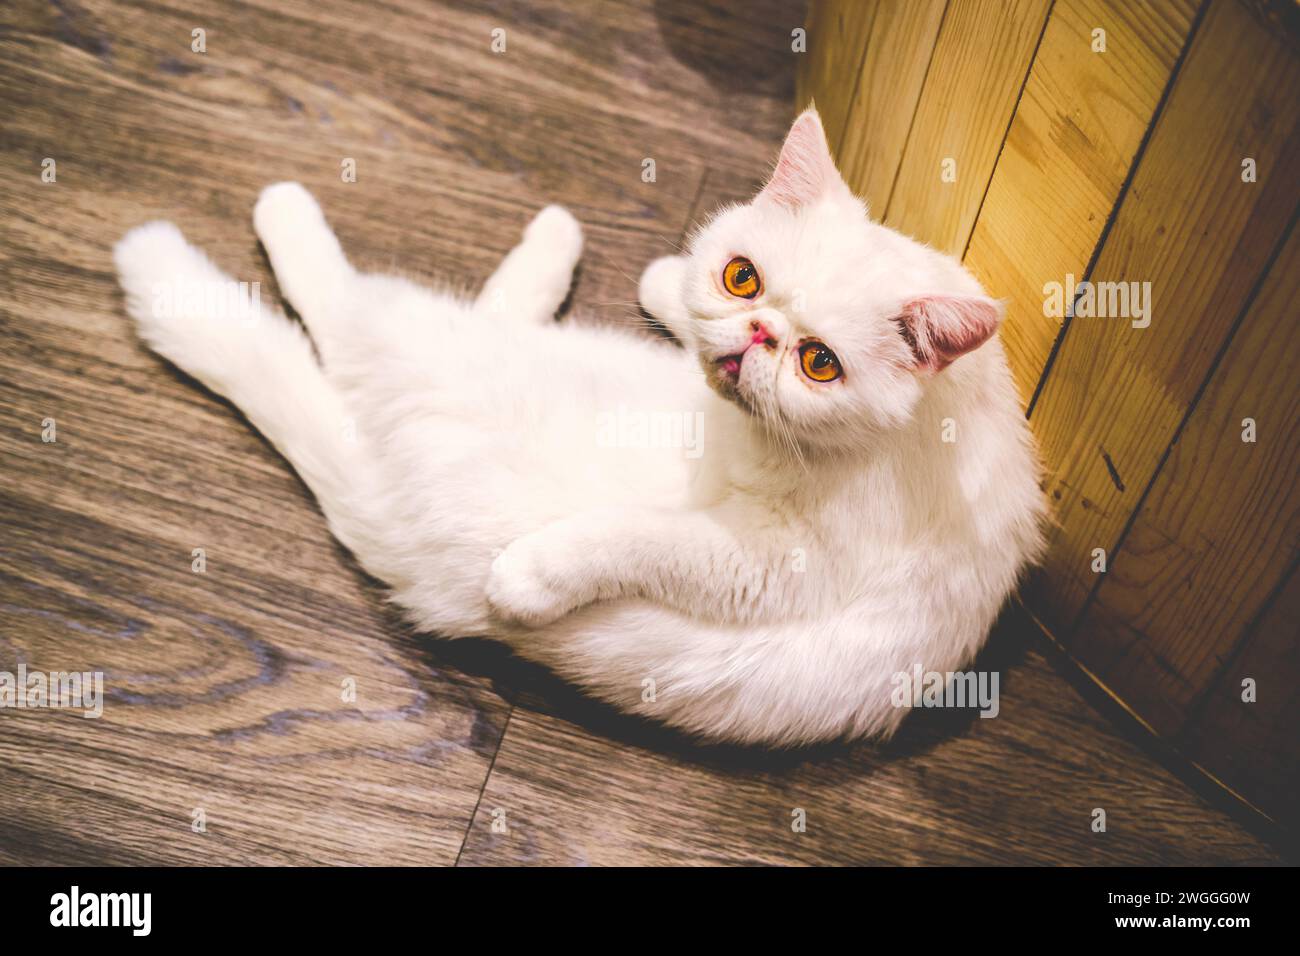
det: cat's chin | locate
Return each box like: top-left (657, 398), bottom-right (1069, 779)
top-left (706, 371), bottom-right (781, 433)
top-left (699, 354), bottom-right (753, 410)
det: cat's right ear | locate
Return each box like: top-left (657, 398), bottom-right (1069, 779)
top-left (757, 108), bottom-right (841, 209)
top-left (895, 295), bottom-right (1003, 372)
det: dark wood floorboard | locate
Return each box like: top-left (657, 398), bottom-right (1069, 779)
top-left (0, 0), bottom-right (1280, 865)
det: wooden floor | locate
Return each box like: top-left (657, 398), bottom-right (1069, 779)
top-left (0, 0), bottom-right (1283, 865)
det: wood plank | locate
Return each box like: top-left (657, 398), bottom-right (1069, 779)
top-left (1025, 0), bottom-right (1300, 633)
top-left (1180, 561), bottom-right (1300, 835)
top-left (0, 490), bottom-right (512, 865)
top-left (882, 0), bottom-right (1052, 254)
top-left (833, 0), bottom-right (948, 215)
top-left (964, 0), bottom-right (1198, 405)
top-left (1071, 225), bottom-right (1300, 744)
top-left (795, 0), bottom-right (879, 151)
top-left (459, 610), bottom-right (1280, 865)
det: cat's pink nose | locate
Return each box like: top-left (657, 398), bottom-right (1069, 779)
top-left (750, 320), bottom-right (777, 347)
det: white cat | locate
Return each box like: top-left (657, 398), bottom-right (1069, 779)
top-left (114, 109), bottom-right (1046, 746)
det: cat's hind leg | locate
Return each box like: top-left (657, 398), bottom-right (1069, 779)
top-left (253, 182), bottom-right (359, 367)
top-left (638, 255), bottom-right (694, 347)
top-left (114, 221), bottom-right (395, 582)
top-left (475, 205), bottom-right (583, 324)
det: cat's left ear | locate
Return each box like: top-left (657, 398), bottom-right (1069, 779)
top-left (896, 295), bottom-right (1003, 372)
top-left (757, 108), bottom-right (844, 208)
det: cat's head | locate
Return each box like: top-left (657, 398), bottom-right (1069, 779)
top-left (682, 108), bottom-right (1003, 452)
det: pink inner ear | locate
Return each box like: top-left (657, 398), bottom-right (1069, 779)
top-left (758, 109), bottom-right (839, 208)
top-left (899, 295), bottom-right (1002, 371)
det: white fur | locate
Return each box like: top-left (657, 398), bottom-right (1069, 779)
top-left (114, 110), bottom-right (1046, 746)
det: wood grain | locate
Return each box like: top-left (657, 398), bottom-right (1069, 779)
top-left (1026, 0), bottom-right (1300, 632)
top-left (830, 0), bottom-right (948, 216)
top-left (0, 0), bottom-right (798, 865)
top-left (1181, 560), bottom-right (1300, 834)
top-left (1074, 224), bottom-right (1299, 765)
top-left (775, 0), bottom-right (1298, 849)
top-left (795, 0), bottom-right (878, 150)
top-left (882, 0), bottom-right (1052, 254)
top-left (964, 0), bottom-right (1198, 405)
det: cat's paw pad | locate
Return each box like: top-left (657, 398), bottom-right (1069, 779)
top-left (525, 205), bottom-right (583, 262)
top-left (486, 539), bottom-right (575, 629)
top-left (253, 182), bottom-right (325, 245)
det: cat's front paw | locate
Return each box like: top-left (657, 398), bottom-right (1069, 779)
top-left (486, 536), bottom-right (579, 628)
top-left (638, 255), bottom-right (685, 317)
top-left (638, 255), bottom-right (695, 344)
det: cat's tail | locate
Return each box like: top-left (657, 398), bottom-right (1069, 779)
top-left (114, 221), bottom-right (397, 583)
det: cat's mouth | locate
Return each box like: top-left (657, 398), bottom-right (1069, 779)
top-left (716, 352), bottom-right (745, 380)
top-left (712, 349), bottom-right (757, 398)
top-left (713, 324), bottom-right (778, 384)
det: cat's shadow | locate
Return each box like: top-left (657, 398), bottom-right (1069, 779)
top-left (651, 0), bottom-right (807, 98)
top-left (397, 596), bottom-right (1034, 777)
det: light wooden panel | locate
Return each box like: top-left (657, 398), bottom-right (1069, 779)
top-left (882, 0), bottom-right (1052, 254)
top-left (1026, 0), bottom-right (1300, 634)
top-left (832, 0), bottom-right (947, 215)
top-left (795, 0), bottom-right (878, 151)
top-left (1073, 224), bottom-right (1299, 743)
top-left (964, 0), bottom-right (1198, 405)
top-left (797, 0), bottom-right (1299, 840)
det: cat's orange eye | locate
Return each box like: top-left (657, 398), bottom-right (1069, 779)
top-left (799, 342), bottom-right (842, 383)
top-left (722, 256), bottom-right (761, 299)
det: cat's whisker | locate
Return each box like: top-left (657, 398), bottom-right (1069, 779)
top-left (587, 246), bottom-right (645, 293)
top-left (755, 379), bottom-right (805, 471)
top-left (654, 232), bottom-right (687, 254)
